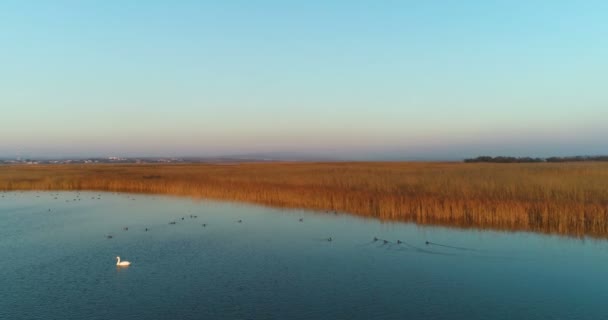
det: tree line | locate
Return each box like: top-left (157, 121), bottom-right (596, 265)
top-left (464, 156), bottom-right (608, 163)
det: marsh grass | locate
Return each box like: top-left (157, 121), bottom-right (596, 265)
top-left (1, 162), bottom-right (608, 237)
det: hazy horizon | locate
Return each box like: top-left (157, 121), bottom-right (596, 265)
top-left (2, 1), bottom-right (607, 159)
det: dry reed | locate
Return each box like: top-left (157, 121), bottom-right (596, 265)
top-left (1, 162), bottom-right (608, 238)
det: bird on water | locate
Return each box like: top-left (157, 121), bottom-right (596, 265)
top-left (116, 256), bottom-right (131, 267)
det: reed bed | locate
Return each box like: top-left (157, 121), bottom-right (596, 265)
top-left (1, 162), bottom-right (608, 238)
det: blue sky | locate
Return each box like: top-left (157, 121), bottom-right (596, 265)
top-left (1, 1), bottom-right (607, 159)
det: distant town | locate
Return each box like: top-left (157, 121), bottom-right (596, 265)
top-left (0, 156), bottom-right (282, 165)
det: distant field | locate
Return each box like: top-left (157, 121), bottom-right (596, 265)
top-left (1, 162), bottom-right (608, 237)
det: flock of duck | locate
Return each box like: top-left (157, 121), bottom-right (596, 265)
top-left (2, 190), bottom-right (477, 267)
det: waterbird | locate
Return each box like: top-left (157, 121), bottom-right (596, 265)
top-left (169, 221), bottom-right (176, 225)
top-left (123, 227), bottom-right (129, 231)
top-left (237, 220), bottom-right (242, 223)
top-left (397, 240), bottom-right (402, 244)
top-left (373, 237), bottom-right (379, 242)
top-left (116, 256), bottom-right (131, 267)
top-left (299, 218), bottom-right (303, 222)
top-left (106, 235), bottom-right (113, 239)
top-left (327, 237), bottom-right (333, 242)
top-left (145, 228), bottom-right (149, 231)
top-left (202, 224), bottom-right (207, 227)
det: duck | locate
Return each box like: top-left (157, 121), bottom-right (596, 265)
top-left (116, 256), bottom-right (131, 267)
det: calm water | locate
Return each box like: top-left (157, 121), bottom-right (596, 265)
top-left (1, 191), bottom-right (607, 320)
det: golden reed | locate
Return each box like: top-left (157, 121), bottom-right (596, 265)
top-left (1, 162), bottom-right (607, 238)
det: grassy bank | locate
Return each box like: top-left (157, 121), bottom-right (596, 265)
top-left (1, 162), bottom-right (608, 237)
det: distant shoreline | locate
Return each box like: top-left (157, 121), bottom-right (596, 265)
top-left (2, 162), bottom-right (607, 238)
top-left (2, 154), bottom-right (608, 165)
top-left (464, 155), bottom-right (608, 163)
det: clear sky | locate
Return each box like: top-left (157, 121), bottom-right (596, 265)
top-left (1, 1), bottom-right (607, 160)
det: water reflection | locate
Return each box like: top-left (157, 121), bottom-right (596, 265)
top-left (0, 191), bottom-right (607, 320)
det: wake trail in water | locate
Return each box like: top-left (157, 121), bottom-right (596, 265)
top-left (354, 238), bottom-right (521, 260)
top-left (356, 240), bottom-right (378, 247)
top-left (425, 241), bottom-right (480, 252)
top-left (388, 240), bottom-right (457, 256)
top-left (396, 245), bottom-right (457, 256)
top-left (421, 241), bottom-right (526, 261)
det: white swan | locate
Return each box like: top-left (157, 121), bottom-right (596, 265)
top-left (116, 256), bottom-right (131, 267)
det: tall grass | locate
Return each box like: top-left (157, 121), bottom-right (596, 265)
top-left (1, 162), bottom-right (608, 237)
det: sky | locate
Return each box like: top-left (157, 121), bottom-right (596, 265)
top-left (1, 1), bottom-right (607, 160)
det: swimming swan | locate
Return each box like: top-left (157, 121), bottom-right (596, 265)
top-left (116, 256), bottom-right (131, 267)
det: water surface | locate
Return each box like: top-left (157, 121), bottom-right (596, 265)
top-left (1, 191), bottom-right (607, 319)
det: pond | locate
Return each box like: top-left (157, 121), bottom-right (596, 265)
top-left (1, 191), bottom-right (607, 319)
